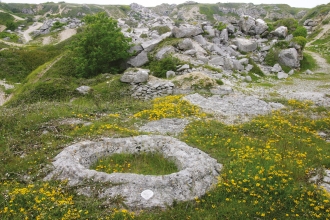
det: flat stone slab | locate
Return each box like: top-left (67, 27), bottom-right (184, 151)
top-left (139, 118), bottom-right (190, 135)
top-left (184, 93), bottom-right (284, 124)
top-left (44, 135), bottom-right (222, 209)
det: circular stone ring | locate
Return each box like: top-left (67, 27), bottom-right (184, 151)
top-left (44, 135), bottom-right (222, 209)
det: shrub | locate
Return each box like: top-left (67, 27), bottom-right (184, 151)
top-left (264, 48), bottom-right (280, 66)
top-left (274, 18), bottom-right (298, 33)
top-left (215, 22), bottom-right (227, 31)
top-left (148, 55), bottom-right (182, 78)
top-left (293, 26), bottom-right (307, 38)
top-left (151, 26), bottom-right (171, 35)
top-left (5, 21), bottom-right (17, 31)
top-left (293, 36), bottom-right (307, 49)
top-left (70, 12), bottom-right (132, 78)
top-left (248, 58), bottom-right (264, 76)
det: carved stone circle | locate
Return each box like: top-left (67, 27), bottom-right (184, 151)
top-left (44, 135), bottom-right (222, 209)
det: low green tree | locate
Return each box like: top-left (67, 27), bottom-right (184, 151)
top-left (5, 21), bottom-right (17, 31)
top-left (71, 12), bottom-right (132, 78)
top-left (293, 26), bottom-right (307, 38)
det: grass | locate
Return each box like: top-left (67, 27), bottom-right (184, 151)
top-left (91, 152), bottom-right (178, 175)
top-left (2, 14), bottom-right (330, 219)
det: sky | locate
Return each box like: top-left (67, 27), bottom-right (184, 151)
top-left (2, 0), bottom-right (330, 9)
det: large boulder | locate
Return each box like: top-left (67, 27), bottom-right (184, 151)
top-left (172, 25), bottom-right (203, 38)
top-left (178, 38), bottom-right (194, 50)
top-left (272, 26), bottom-right (288, 38)
top-left (233, 38), bottom-right (257, 52)
top-left (255, 19), bottom-right (268, 35)
top-left (193, 35), bottom-right (207, 46)
top-left (203, 25), bottom-right (215, 37)
top-left (127, 51), bottom-right (149, 67)
top-left (239, 15), bottom-right (256, 34)
top-left (155, 46), bottom-right (175, 60)
top-left (141, 38), bottom-right (163, 52)
top-left (278, 48), bottom-right (300, 68)
top-left (120, 68), bottom-right (149, 83)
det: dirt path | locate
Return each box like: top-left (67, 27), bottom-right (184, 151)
top-left (0, 80), bottom-right (14, 106)
top-left (21, 22), bottom-right (43, 43)
top-left (305, 50), bottom-right (330, 73)
top-left (306, 23), bottom-right (330, 47)
top-left (33, 56), bottom-right (63, 83)
top-left (0, 10), bottom-right (24, 21)
top-left (0, 39), bottom-right (24, 47)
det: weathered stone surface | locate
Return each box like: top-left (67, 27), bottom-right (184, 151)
top-left (120, 68), bottom-right (149, 83)
top-left (232, 59), bottom-right (244, 71)
top-left (184, 93), bottom-right (284, 124)
top-left (141, 38), bottom-right (163, 52)
top-left (155, 46), bottom-right (175, 60)
top-left (278, 48), bottom-right (300, 68)
top-left (76, 86), bottom-right (91, 95)
top-left (245, 76), bottom-right (252, 82)
top-left (183, 49), bottom-right (197, 55)
top-left (277, 71), bottom-right (288, 79)
top-left (233, 38), bottom-right (257, 52)
top-left (271, 63), bottom-right (282, 73)
top-left (44, 135), bottom-right (222, 209)
top-left (193, 35), bottom-right (207, 46)
top-left (178, 38), bottom-right (193, 50)
top-left (177, 64), bottom-right (190, 71)
top-left (208, 57), bottom-right (224, 66)
top-left (220, 29), bottom-right (228, 42)
top-left (128, 45), bottom-right (144, 54)
top-left (128, 51), bottom-right (149, 67)
top-left (203, 25), bottom-right (215, 37)
top-left (255, 19), bottom-right (268, 35)
top-left (239, 58), bottom-right (249, 65)
top-left (166, 70), bottom-right (176, 78)
top-left (140, 118), bottom-right (189, 135)
top-left (239, 15), bottom-right (255, 34)
top-left (305, 69), bottom-right (314, 75)
top-left (272, 26), bottom-right (288, 38)
top-left (172, 25), bottom-right (203, 38)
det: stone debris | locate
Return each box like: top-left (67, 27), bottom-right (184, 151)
top-left (139, 118), bottom-right (190, 135)
top-left (44, 135), bottom-right (222, 209)
top-left (184, 93), bottom-right (284, 124)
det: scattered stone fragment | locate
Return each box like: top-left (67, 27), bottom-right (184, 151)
top-left (139, 118), bottom-right (189, 135)
top-left (76, 86), bottom-right (91, 94)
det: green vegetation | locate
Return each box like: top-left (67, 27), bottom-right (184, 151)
top-left (264, 48), bottom-right (280, 66)
top-left (91, 152), bottom-right (178, 175)
top-left (274, 18), bottom-right (298, 34)
top-left (300, 52), bottom-right (318, 72)
top-left (199, 4), bottom-right (220, 22)
top-left (0, 12), bottom-right (14, 25)
top-left (303, 3), bottom-right (330, 21)
top-left (0, 32), bottom-right (19, 41)
top-left (151, 26), bottom-right (171, 35)
top-left (70, 12), bottom-right (132, 77)
top-left (148, 55), bottom-right (182, 78)
top-left (0, 44), bottom-right (65, 82)
top-left (50, 21), bottom-right (66, 31)
top-left (215, 21), bottom-right (227, 31)
top-left (293, 36), bottom-right (307, 49)
top-left (308, 30), bottom-right (330, 64)
top-left (293, 25), bottom-right (307, 38)
top-left (248, 58), bottom-right (264, 76)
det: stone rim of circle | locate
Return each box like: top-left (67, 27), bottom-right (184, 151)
top-left (44, 135), bottom-right (222, 209)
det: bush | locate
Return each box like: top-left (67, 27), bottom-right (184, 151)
top-left (274, 18), bottom-right (298, 33)
top-left (215, 22), bottom-right (227, 31)
top-left (148, 55), bottom-right (182, 78)
top-left (70, 12), bottom-right (132, 78)
top-left (264, 48), bottom-right (280, 66)
top-left (5, 21), bottom-right (17, 31)
top-left (151, 26), bottom-right (171, 35)
top-left (293, 26), bottom-right (307, 38)
top-left (293, 36), bottom-right (307, 49)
